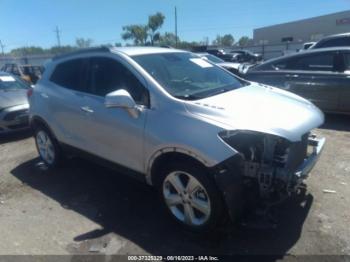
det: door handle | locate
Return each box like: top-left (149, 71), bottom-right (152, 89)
top-left (40, 93), bottom-right (49, 98)
top-left (286, 74), bottom-right (299, 78)
top-left (80, 106), bottom-right (94, 113)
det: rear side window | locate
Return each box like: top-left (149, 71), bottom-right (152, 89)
top-left (255, 59), bottom-right (288, 71)
top-left (316, 37), bottom-right (350, 48)
top-left (50, 58), bottom-right (88, 91)
top-left (343, 53), bottom-right (350, 72)
top-left (286, 53), bottom-right (334, 71)
top-left (89, 57), bottom-right (148, 105)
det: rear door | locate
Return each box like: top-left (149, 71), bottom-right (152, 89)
top-left (47, 57), bottom-right (91, 150)
top-left (336, 51), bottom-right (350, 113)
top-left (283, 51), bottom-right (340, 112)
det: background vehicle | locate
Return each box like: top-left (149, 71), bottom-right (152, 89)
top-left (206, 48), bottom-right (236, 62)
top-left (1, 63), bottom-right (43, 84)
top-left (229, 50), bottom-right (262, 63)
top-left (311, 33), bottom-right (350, 49)
top-left (303, 42), bottom-right (316, 50)
top-left (0, 72), bottom-right (30, 133)
top-left (196, 52), bottom-right (241, 74)
top-left (29, 47), bottom-right (324, 232)
top-left (242, 47), bottom-right (350, 114)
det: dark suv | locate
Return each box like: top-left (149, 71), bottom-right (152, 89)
top-left (311, 33), bottom-right (350, 49)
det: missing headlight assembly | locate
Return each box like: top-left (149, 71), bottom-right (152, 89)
top-left (219, 130), bottom-right (324, 203)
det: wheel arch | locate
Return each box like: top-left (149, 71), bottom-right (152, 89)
top-left (147, 148), bottom-right (210, 186)
top-left (30, 115), bottom-right (58, 141)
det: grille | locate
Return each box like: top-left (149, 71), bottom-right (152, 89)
top-left (3, 109), bottom-right (29, 121)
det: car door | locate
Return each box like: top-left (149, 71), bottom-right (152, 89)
top-left (79, 55), bottom-right (149, 173)
top-left (245, 58), bottom-right (291, 87)
top-left (47, 57), bottom-right (92, 150)
top-left (336, 51), bottom-right (350, 113)
top-left (283, 51), bottom-right (340, 112)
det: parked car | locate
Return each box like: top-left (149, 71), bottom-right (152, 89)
top-left (242, 47), bottom-right (350, 114)
top-left (1, 63), bottom-right (43, 84)
top-left (0, 72), bottom-right (30, 133)
top-left (302, 42), bottom-right (316, 50)
top-left (206, 48), bottom-right (236, 62)
top-left (29, 47), bottom-right (325, 232)
top-left (311, 33), bottom-right (350, 49)
top-left (196, 53), bottom-right (241, 74)
top-left (229, 50), bottom-right (262, 63)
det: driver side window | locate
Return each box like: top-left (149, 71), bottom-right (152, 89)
top-left (89, 57), bottom-right (149, 106)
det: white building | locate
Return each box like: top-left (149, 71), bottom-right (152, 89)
top-left (254, 10), bottom-right (350, 45)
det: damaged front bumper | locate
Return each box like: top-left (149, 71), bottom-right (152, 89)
top-left (212, 134), bottom-right (325, 221)
top-left (294, 135), bottom-right (325, 180)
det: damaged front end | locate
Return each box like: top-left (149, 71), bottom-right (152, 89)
top-left (218, 130), bottom-right (325, 205)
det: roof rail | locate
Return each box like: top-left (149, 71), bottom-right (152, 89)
top-left (52, 46), bottom-right (111, 61)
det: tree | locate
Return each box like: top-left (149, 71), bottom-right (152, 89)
top-left (10, 46), bottom-right (45, 56)
top-left (159, 32), bottom-right (179, 47)
top-left (122, 25), bottom-right (148, 45)
top-left (76, 38), bottom-right (93, 48)
top-left (238, 36), bottom-right (253, 47)
top-left (212, 34), bottom-right (234, 46)
top-left (147, 12), bottom-right (165, 45)
top-left (114, 42), bottom-right (122, 47)
top-left (121, 12), bottom-right (165, 46)
top-left (49, 45), bottom-right (76, 55)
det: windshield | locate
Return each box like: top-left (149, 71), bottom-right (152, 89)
top-left (203, 54), bottom-right (225, 63)
top-left (133, 52), bottom-right (247, 100)
top-left (0, 75), bottom-right (29, 90)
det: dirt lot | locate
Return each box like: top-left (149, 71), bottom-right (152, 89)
top-left (0, 114), bottom-right (349, 260)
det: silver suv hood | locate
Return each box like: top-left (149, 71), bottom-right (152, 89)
top-left (185, 83), bottom-right (324, 142)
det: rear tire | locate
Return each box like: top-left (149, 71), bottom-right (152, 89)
top-left (34, 125), bottom-right (63, 169)
top-left (157, 160), bottom-right (225, 233)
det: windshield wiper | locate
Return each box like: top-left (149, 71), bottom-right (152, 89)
top-left (201, 88), bottom-right (232, 98)
top-left (174, 94), bottom-right (202, 100)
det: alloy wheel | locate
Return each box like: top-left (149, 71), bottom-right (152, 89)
top-left (36, 130), bottom-right (55, 165)
top-left (162, 171), bottom-right (211, 226)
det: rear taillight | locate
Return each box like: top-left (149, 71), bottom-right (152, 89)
top-left (27, 87), bottom-right (33, 98)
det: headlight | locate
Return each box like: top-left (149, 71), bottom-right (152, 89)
top-left (219, 130), bottom-right (289, 163)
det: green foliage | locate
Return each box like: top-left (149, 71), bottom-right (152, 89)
top-left (158, 32), bottom-right (179, 46)
top-left (122, 25), bottom-right (148, 45)
top-left (238, 36), bottom-right (253, 47)
top-left (121, 12), bottom-right (165, 46)
top-left (212, 34), bottom-right (235, 46)
top-left (49, 45), bottom-right (77, 55)
top-left (147, 12), bottom-right (165, 45)
top-left (76, 38), bottom-right (93, 48)
top-left (10, 46), bottom-right (45, 56)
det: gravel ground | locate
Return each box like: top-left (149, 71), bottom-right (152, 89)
top-left (0, 114), bottom-right (349, 260)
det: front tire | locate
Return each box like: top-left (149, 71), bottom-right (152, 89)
top-left (34, 126), bottom-right (62, 169)
top-left (158, 161), bottom-right (225, 232)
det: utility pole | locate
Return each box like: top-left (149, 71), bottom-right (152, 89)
top-left (54, 26), bottom-right (61, 47)
top-left (175, 6), bottom-right (178, 47)
top-left (0, 40), bottom-right (5, 55)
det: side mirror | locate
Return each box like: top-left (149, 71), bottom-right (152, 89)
top-left (105, 89), bottom-right (139, 118)
top-left (105, 89), bottom-right (136, 109)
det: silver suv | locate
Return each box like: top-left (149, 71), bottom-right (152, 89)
top-left (29, 47), bottom-right (325, 232)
